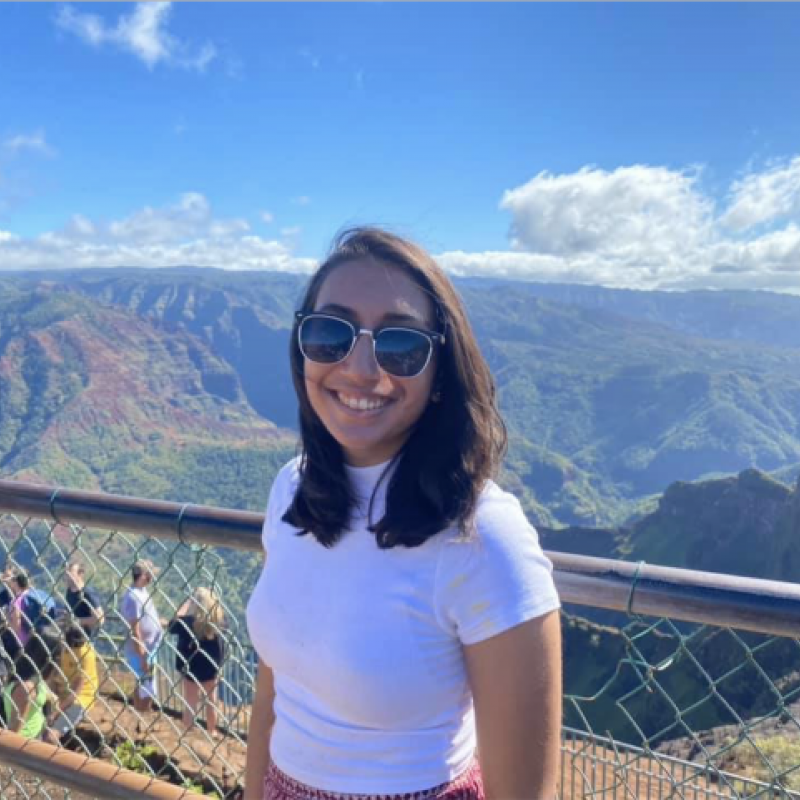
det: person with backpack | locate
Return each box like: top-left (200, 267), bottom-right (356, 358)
top-left (0, 568), bottom-right (58, 682)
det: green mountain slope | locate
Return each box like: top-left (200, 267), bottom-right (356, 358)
top-left (0, 283), bottom-right (295, 506)
top-left (541, 468), bottom-right (800, 582)
top-left (462, 279), bottom-right (800, 350)
top-left (7, 268), bottom-right (800, 528)
top-left (466, 286), bottom-right (800, 499)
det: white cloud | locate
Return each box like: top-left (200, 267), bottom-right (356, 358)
top-left (501, 165), bottom-right (713, 262)
top-left (0, 194), bottom-right (315, 272)
top-left (291, 195), bottom-right (311, 206)
top-left (436, 161), bottom-right (800, 293)
top-left (720, 156), bottom-right (800, 231)
top-left (55, 2), bottom-right (216, 72)
top-left (106, 192), bottom-right (249, 244)
top-left (3, 130), bottom-right (56, 157)
top-left (5, 159), bottom-right (800, 293)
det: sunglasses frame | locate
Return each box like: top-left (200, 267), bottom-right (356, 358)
top-left (296, 311), bottom-right (446, 378)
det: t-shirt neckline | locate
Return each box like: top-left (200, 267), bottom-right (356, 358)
top-left (344, 458), bottom-right (394, 501)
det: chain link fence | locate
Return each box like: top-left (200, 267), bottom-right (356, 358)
top-left (0, 481), bottom-right (799, 799)
top-left (0, 509), bottom-right (249, 799)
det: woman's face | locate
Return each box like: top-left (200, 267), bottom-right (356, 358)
top-left (304, 259), bottom-right (438, 467)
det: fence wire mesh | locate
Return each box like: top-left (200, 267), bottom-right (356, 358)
top-left (0, 496), bottom-right (799, 799)
top-left (0, 511), bottom-right (250, 799)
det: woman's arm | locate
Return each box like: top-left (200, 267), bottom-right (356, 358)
top-left (82, 600), bottom-right (105, 630)
top-left (7, 681), bottom-right (34, 733)
top-left (464, 609), bottom-right (562, 800)
top-left (243, 657), bottom-right (276, 800)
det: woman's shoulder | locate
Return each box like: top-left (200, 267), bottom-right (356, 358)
top-left (473, 479), bottom-right (535, 535)
top-left (436, 480), bottom-right (560, 645)
top-left (441, 480), bottom-right (554, 590)
top-left (269, 456), bottom-right (302, 505)
top-left (262, 457), bottom-right (302, 542)
top-left (279, 455), bottom-right (302, 483)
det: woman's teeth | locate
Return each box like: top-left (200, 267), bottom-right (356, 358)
top-left (337, 393), bottom-right (389, 411)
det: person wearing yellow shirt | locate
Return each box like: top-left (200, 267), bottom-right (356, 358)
top-left (50, 624), bottom-right (99, 737)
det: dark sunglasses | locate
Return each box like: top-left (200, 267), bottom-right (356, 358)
top-left (296, 312), bottom-right (445, 378)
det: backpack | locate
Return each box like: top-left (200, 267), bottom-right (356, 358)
top-left (20, 589), bottom-right (57, 634)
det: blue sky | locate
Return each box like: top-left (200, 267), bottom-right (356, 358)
top-left (1, 2), bottom-right (800, 292)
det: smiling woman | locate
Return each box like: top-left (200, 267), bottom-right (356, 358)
top-left (244, 227), bottom-right (562, 800)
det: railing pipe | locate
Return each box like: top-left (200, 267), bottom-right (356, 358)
top-left (2, 479), bottom-right (800, 637)
top-left (553, 551), bottom-right (800, 638)
top-left (0, 479), bottom-right (263, 551)
top-left (0, 730), bottom-right (192, 800)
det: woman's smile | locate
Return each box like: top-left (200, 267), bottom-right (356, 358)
top-left (332, 390), bottom-right (393, 414)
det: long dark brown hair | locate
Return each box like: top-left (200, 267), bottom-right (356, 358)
top-left (283, 227), bottom-right (507, 548)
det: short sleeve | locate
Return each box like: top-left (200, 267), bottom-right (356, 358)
top-left (262, 457), bottom-right (300, 551)
top-left (435, 484), bottom-right (560, 646)
top-left (120, 592), bottom-right (142, 625)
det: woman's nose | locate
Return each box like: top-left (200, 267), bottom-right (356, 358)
top-left (342, 331), bottom-right (380, 377)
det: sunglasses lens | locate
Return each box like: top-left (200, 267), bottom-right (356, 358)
top-left (300, 316), bottom-right (354, 364)
top-left (375, 329), bottom-right (432, 377)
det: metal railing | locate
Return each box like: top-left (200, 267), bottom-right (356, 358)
top-left (561, 728), bottom-right (800, 800)
top-left (1, 478), bottom-right (800, 799)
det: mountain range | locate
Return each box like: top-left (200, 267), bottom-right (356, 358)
top-left (5, 267), bottom-right (800, 531)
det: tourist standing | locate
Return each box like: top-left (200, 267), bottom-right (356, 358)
top-left (119, 559), bottom-right (163, 713)
top-left (64, 561), bottom-right (105, 638)
top-left (167, 587), bottom-right (226, 736)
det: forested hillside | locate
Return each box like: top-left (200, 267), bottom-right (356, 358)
top-left (6, 268), bottom-right (800, 529)
top-left (541, 468), bottom-right (800, 582)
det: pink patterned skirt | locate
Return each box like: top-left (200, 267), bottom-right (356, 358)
top-left (263, 760), bottom-right (484, 800)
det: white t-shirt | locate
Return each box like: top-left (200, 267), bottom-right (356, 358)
top-left (246, 458), bottom-right (560, 794)
top-left (120, 585), bottom-right (162, 659)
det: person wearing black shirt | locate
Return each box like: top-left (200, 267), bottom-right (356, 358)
top-left (64, 562), bottom-right (104, 638)
top-left (167, 587), bottom-right (225, 737)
